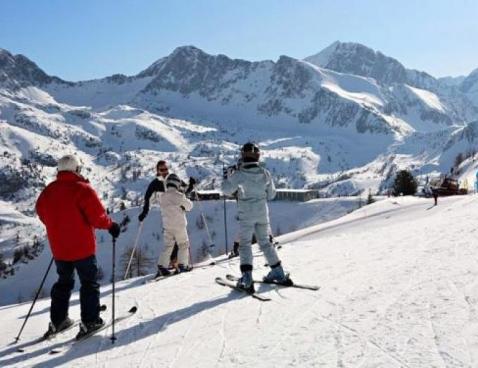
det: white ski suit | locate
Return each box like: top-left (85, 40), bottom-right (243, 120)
top-left (221, 162), bottom-right (280, 267)
top-left (157, 187), bottom-right (193, 267)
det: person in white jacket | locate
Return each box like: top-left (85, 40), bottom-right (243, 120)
top-left (222, 142), bottom-right (291, 293)
top-left (155, 173), bottom-right (193, 277)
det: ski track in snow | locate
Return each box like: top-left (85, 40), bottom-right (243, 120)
top-left (4, 196), bottom-right (478, 367)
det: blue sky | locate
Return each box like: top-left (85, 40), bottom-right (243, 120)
top-left (0, 0), bottom-right (476, 81)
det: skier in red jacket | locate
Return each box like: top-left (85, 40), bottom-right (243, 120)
top-left (36, 155), bottom-right (121, 339)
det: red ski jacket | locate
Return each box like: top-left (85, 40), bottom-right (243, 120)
top-left (36, 171), bottom-right (113, 261)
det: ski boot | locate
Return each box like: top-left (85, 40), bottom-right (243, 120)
top-left (228, 242), bottom-right (240, 259)
top-left (228, 251), bottom-right (239, 259)
top-left (43, 317), bottom-right (74, 339)
top-left (263, 262), bottom-right (292, 286)
top-left (76, 317), bottom-right (105, 340)
top-left (236, 265), bottom-right (255, 293)
top-left (176, 264), bottom-right (193, 273)
top-left (155, 265), bottom-right (171, 278)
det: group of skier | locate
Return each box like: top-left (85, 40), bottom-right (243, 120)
top-left (35, 142), bottom-right (290, 339)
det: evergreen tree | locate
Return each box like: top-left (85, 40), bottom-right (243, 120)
top-left (392, 170), bottom-right (417, 196)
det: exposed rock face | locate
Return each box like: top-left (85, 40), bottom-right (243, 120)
top-left (0, 48), bottom-right (66, 89)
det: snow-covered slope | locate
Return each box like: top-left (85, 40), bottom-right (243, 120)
top-left (2, 195), bottom-right (478, 367)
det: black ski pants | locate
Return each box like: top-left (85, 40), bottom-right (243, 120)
top-left (51, 255), bottom-right (100, 326)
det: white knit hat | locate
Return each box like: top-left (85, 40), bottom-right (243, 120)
top-left (57, 155), bottom-right (82, 173)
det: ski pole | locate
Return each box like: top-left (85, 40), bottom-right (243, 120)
top-left (222, 191), bottom-right (228, 255)
top-left (221, 161), bottom-right (229, 255)
top-left (188, 242), bottom-right (193, 268)
top-left (14, 257), bottom-right (54, 343)
top-left (111, 237), bottom-right (117, 343)
top-left (123, 222), bottom-right (144, 280)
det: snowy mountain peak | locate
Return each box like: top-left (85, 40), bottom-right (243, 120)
top-left (306, 41), bottom-right (381, 67)
top-left (304, 40), bottom-right (341, 66)
top-left (469, 68), bottom-right (478, 77)
top-left (0, 48), bottom-right (17, 69)
top-left (305, 41), bottom-right (439, 91)
top-left (0, 48), bottom-right (64, 89)
top-left (138, 45), bottom-right (258, 97)
top-left (170, 45), bottom-right (207, 58)
top-left (459, 68), bottom-right (478, 107)
top-left (138, 45), bottom-right (211, 78)
top-left (305, 41), bottom-right (408, 86)
top-left (461, 68), bottom-right (478, 93)
top-left (0, 47), bottom-right (15, 59)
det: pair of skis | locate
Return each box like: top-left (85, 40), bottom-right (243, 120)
top-left (15, 319), bottom-right (80, 353)
top-left (49, 306), bottom-right (137, 354)
top-left (15, 305), bottom-right (137, 355)
top-left (216, 274), bottom-right (319, 301)
top-left (15, 304), bottom-right (107, 353)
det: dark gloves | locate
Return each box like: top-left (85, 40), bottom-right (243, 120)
top-left (109, 222), bottom-right (121, 239)
top-left (180, 205), bottom-right (186, 211)
top-left (138, 211), bottom-right (147, 222)
top-left (186, 177), bottom-right (197, 195)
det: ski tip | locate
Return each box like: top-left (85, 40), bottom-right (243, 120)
top-left (128, 306), bottom-right (138, 314)
top-left (215, 277), bottom-right (225, 284)
top-left (225, 274), bottom-right (238, 281)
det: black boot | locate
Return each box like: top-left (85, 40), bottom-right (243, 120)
top-left (76, 317), bottom-right (105, 340)
top-left (176, 264), bottom-right (193, 273)
top-left (43, 317), bottom-right (75, 339)
top-left (155, 265), bottom-right (171, 278)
